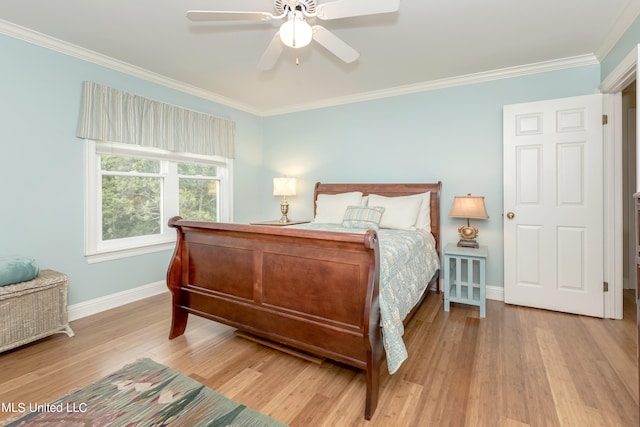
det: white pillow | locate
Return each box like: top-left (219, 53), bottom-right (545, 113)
top-left (314, 191), bottom-right (363, 224)
top-left (414, 192), bottom-right (431, 231)
top-left (366, 192), bottom-right (432, 231)
top-left (367, 194), bottom-right (422, 230)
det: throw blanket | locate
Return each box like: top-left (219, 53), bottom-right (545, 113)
top-left (293, 223), bottom-right (440, 373)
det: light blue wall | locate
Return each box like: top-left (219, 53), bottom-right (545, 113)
top-left (0, 34), bottom-right (264, 305)
top-left (262, 66), bottom-right (602, 287)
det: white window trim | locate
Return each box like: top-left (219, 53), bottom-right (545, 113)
top-left (84, 140), bottom-right (233, 263)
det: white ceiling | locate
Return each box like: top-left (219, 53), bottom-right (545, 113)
top-left (1, 0), bottom-right (638, 116)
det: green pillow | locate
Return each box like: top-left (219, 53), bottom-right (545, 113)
top-left (0, 257), bottom-right (39, 286)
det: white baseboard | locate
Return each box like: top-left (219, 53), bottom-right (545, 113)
top-left (486, 285), bottom-right (504, 302)
top-left (68, 280), bottom-right (168, 321)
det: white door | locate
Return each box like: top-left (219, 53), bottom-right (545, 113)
top-left (503, 94), bottom-right (604, 317)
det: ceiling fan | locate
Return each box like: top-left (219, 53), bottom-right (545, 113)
top-left (186, 0), bottom-right (400, 70)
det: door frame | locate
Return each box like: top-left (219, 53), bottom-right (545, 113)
top-left (601, 44), bottom-right (638, 319)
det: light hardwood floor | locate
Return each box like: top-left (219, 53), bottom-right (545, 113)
top-left (0, 290), bottom-right (637, 426)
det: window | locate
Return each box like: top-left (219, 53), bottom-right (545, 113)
top-left (177, 163), bottom-right (220, 222)
top-left (85, 141), bottom-right (232, 263)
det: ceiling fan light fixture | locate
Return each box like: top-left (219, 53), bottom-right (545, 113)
top-left (279, 11), bottom-right (312, 48)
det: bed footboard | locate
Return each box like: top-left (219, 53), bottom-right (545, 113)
top-left (166, 217), bottom-right (383, 419)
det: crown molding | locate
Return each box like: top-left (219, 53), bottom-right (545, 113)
top-left (260, 54), bottom-right (600, 116)
top-left (0, 18), bottom-right (601, 118)
top-left (594, 2), bottom-right (640, 61)
top-left (0, 19), bottom-right (262, 116)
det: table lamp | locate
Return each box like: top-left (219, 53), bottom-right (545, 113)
top-left (448, 194), bottom-right (489, 248)
top-left (273, 177), bottom-right (297, 223)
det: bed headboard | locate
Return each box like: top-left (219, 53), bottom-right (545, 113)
top-left (313, 182), bottom-right (442, 253)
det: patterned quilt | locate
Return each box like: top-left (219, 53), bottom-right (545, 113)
top-left (292, 223), bottom-right (440, 373)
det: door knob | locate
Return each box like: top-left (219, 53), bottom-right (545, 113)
top-left (506, 212), bottom-right (515, 219)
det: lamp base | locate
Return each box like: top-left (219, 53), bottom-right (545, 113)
top-left (457, 224), bottom-right (479, 248)
top-left (457, 238), bottom-right (479, 248)
top-left (280, 199), bottom-right (290, 223)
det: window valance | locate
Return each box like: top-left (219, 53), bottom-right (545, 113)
top-left (76, 81), bottom-right (235, 159)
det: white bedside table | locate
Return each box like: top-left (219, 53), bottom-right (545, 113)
top-left (443, 243), bottom-right (488, 318)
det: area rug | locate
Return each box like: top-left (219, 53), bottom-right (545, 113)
top-left (4, 358), bottom-right (288, 427)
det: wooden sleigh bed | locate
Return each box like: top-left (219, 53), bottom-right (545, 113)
top-left (166, 182), bottom-right (441, 420)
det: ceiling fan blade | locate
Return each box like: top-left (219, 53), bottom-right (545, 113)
top-left (312, 26), bottom-right (359, 63)
top-left (186, 10), bottom-right (277, 21)
top-left (315, 0), bottom-right (400, 20)
top-left (258, 33), bottom-right (284, 70)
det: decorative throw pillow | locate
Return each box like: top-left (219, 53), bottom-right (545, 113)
top-left (0, 257), bottom-right (39, 287)
top-left (342, 206), bottom-right (385, 230)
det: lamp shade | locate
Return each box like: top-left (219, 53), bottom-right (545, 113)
top-left (279, 11), bottom-right (313, 48)
top-left (273, 177), bottom-right (297, 196)
top-left (448, 194), bottom-right (489, 219)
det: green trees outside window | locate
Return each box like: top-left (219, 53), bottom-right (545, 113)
top-left (101, 155), bottom-right (218, 241)
top-left (178, 163), bottom-right (218, 222)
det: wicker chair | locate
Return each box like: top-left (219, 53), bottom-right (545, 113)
top-left (0, 269), bottom-right (74, 353)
